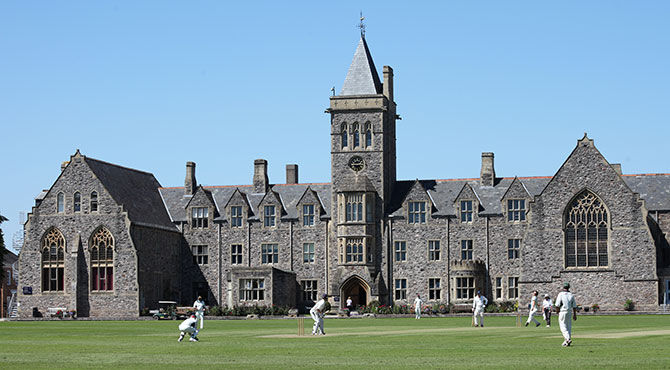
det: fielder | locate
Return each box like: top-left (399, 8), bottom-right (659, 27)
top-left (413, 294), bottom-right (424, 320)
top-left (472, 290), bottom-right (488, 327)
top-left (542, 294), bottom-right (553, 327)
top-left (193, 296), bottom-right (206, 329)
top-left (525, 290), bottom-right (541, 327)
top-left (177, 314), bottom-right (200, 342)
top-left (555, 282), bottom-right (577, 347)
top-left (310, 293), bottom-right (328, 335)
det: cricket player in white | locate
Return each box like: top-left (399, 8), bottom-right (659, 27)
top-left (310, 293), bottom-right (328, 335)
top-left (555, 282), bottom-right (577, 347)
top-left (193, 296), bottom-right (206, 329)
top-left (178, 314), bottom-right (199, 342)
top-left (542, 294), bottom-right (553, 327)
top-left (413, 294), bottom-right (424, 319)
top-left (472, 290), bottom-right (488, 327)
top-left (525, 290), bottom-right (541, 327)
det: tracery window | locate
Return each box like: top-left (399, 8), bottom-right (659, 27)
top-left (41, 228), bottom-right (65, 292)
top-left (90, 227), bottom-right (114, 291)
top-left (345, 193), bottom-right (363, 222)
top-left (73, 192), bottom-right (81, 212)
top-left (564, 191), bottom-right (609, 267)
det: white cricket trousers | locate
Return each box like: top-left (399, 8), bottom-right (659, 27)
top-left (180, 326), bottom-right (198, 338)
top-left (558, 312), bottom-right (572, 341)
top-left (310, 311), bottom-right (324, 334)
top-left (526, 308), bottom-right (540, 326)
top-left (473, 308), bottom-right (484, 326)
top-left (415, 305), bottom-right (421, 319)
top-left (196, 311), bottom-right (204, 329)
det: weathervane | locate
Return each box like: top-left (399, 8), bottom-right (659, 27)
top-left (358, 11), bottom-right (366, 38)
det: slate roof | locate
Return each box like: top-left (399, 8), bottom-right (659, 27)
top-left (340, 37), bottom-right (383, 95)
top-left (159, 183), bottom-right (332, 223)
top-left (623, 174), bottom-right (670, 211)
top-left (84, 157), bottom-right (177, 231)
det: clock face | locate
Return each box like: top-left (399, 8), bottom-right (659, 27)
top-left (348, 156), bottom-right (365, 172)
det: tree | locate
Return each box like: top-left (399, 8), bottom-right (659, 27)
top-left (0, 213), bottom-right (7, 285)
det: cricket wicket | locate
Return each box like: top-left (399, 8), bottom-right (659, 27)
top-left (297, 317), bottom-right (305, 336)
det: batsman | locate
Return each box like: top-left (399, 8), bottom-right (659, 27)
top-left (310, 293), bottom-right (328, 335)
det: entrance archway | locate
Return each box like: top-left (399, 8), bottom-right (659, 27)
top-left (340, 276), bottom-right (370, 309)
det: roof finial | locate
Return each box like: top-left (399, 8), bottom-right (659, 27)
top-left (358, 11), bottom-right (366, 38)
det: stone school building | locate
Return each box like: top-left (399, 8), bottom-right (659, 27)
top-left (18, 35), bottom-right (670, 317)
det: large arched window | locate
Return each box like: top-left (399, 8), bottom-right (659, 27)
top-left (341, 123), bottom-right (348, 149)
top-left (90, 227), bottom-right (114, 291)
top-left (41, 228), bottom-right (65, 292)
top-left (564, 190), bottom-right (609, 267)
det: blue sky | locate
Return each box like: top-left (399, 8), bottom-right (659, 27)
top-left (1, 1), bottom-right (669, 253)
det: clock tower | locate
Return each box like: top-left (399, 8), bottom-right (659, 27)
top-left (326, 35), bottom-right (398, 305)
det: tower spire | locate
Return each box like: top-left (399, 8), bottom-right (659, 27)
top-left (358, 11), bottom-right (366, 38)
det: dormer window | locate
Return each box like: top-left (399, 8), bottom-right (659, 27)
top-left (231, 206), bottom-right (243, 227)
top-left (264, 205), bottom-right (276, 227)
top-left (73, 192), bottom-right (81, 212)
top-left (408, 201), bottom-right (426, 224)
top-left (460, 200), bottom-right (473, 223)
top-left (507, 199), bottom-right (526, 222)
top-left (90, 191), bottom-right (98, 212)
top-left (303, 204), bottom-right (315, 226)
top-left (191, 207), bottom-right (208, 228)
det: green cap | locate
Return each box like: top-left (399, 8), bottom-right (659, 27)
top-left (563, 282), bottom-right (570, 288)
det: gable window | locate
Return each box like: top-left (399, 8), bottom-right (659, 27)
top-left (508, 277), bottom-right (519, 299)
top-left (345, 193), bottom-right (363, 222)
top-left (261, 243), bottom-right (278, 264)
top-left (57, 192), bottom-right (64, 213)
top-left (455, 277), bottom-right (474, 300)
top-left (508, 239), bottom-right (520, 259)
top-left (264, 205), bottom-right (276, 227)
top-left (460, 240), bottom-right (473, 260)
top-left (90, 191), bottom-right (98, 212)
top-left (408, 201), bottom-right (426, 224)
top-left (73, 192), bottom-right (81, 212)
top-left (394, 241), bottom-right (407, 262)
top-left (41, 228), bottom-right (65, 292)
top-left (90, 227), bottom-right (114, 291)
top-left (495, 277), bottom-right (503, 299)
top-left (428, 278), bottom-right (441, 300)
top-left (191, 207), bottom-right (208, 228)
top-left (395, 279), bottom-right (407, 300)
top-left (303, 243), bottom-right (315, 263)
top-left (301, 280), bottom-right (318, 301)
top-left (365, 123), bottom-right (372, 147)
top-left (341, 124), bottom-right (348, 149)
top-left (428, 240), bottom-right (440, 261)
top-left (303, 204), bottom-right (315, 226)
top-left (231, 206), bottom-right (243, 227)
top-left (231, 244), bottom-right (242, 265)
top-left (353, 123), bottom-right (360, 148)
top-left (564, 190), bottom-right (609, 268)
top-left (192, 245), bottom-right (208, 265)
top-left (507, 199), bottom-right (526, 221)
top-left (460, 200), bottom-right (473, 222)
top-left (239, 278), bottom-right (264, 301)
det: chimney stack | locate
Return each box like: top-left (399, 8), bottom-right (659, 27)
top-left (185, 161), bottom-right (197, 195)
top-left (611, 163), bottom-right (622, 176)
top-left (254, 159), bottom-right (269, 193)
top-left (383, 66), bottom-right (394, 102)
top-left (480, 152), bottom-right (496, 187)
top-left (286, 164), bottom-right (298, 184)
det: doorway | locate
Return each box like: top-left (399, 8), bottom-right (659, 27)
top-left (340, 276), bottom-right (370, 309)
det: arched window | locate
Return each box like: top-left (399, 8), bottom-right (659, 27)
top-left (564, 190), bottom-right (609, 267)
top-left (90, 227), bottom-right (114, 291)
top-left (341, 123), bottom-right (348, 149)
top-left (74, 192), bottom-right (81, 212)
top-left (90, 191), bottom-right (98, 212)
top-left (41, 228), bottom-right (65, 291)
top-left (353, 123), bottom-right (360, 148)
top-left (57, 192), bottom-right (64, 213)
top-left (365, 123), bottom-right (372, 147)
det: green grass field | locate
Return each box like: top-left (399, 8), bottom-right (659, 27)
top-left (1, 315), bottom-right (669, 369)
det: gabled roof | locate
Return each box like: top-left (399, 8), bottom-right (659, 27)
top-left (340, 37), bottom-right (383, 95)
top-left (84, 156), bottom-right (177, 231)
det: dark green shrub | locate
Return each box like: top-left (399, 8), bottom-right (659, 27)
top-left (208, 306), bottom-right (223, 316)
top-left (624, 299), bottom-right (635, 311)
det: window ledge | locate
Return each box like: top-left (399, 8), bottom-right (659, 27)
top-left (561, 268), bottom-right (613, 273)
